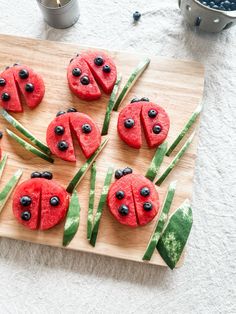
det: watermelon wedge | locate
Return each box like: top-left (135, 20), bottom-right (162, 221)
top-left (0, 64), bottom-right (45, 112)
top-left (107, 173), bottom-right (159, 227)
top-left (46, 111), bottom-right (101, 162)
top-left (12, 178), bottom-right (69, 230)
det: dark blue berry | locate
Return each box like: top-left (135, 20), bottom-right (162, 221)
top-left (131, 97), bottom-right (140, 103)
top-left (103, 65), bottom-right (111, 73)
top-left (0, 131), bottom-right (3, 139)
top-left (123, 167), bottom-right (133, 176)
top-left (124, 118), bottom-right (135, 128)
top-left (31, 171), bottom-right (42, 178)
top-left (94, 57), bottom-right (104, 66)
top-left (50, 196), bottom-right (60, 206)
top-left (116, 190), bottom-right (125, 200)
top-left (54, 126), bottom-right (65, 135)
top-left (67, 108), bottom-right (77, 113)
top-left (153, 125), bottom-right (162, 134)
top-left (21, 211), bottom-right (31, 221)
top-left (20, 196), bottom-right (32, 206)
top-left (148, 109), bottom-right (157, 118)
top-left (72, 68), bottom-right (81, 77)
top-left (25, 83), bottom-right (34, 93)
top-left (0, 78), bottom-right (6, 86)
top-left (115, 169), bottom-right (123, 179)
top-left (19, 69), bottom-right (29, 79)
top-left (80, 76), bottom-right (90, 85)
top-left (140, 187), bottom-right (150, 197)
top-left (1, 92), bottom-right (10, 101)
top-left (82, 123), bottom-right (92, 134)
top-left (56, 111), bottom-right (66, 117)
top-left (140, 97), bottom-right (149, 102)
top-left (41, 171), bottom-right (53, 180)
top-left (143, 202), bottom-right (153, 211)
top-left (133, 11), bottom-right (141, 22)
top-left (57, 141), bottom-right (68, 151)
top-left (118, 205), bottom-right (129, 216)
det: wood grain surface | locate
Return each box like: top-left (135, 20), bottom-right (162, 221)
top-left (0, 34), bottom-right (204, 267)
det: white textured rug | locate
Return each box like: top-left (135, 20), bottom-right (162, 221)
top-left (0, 1), bottom-right (235, 313)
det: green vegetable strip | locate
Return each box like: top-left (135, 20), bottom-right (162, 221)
top-left (145, 142), bottom-right (168, 182)
top-left (66, 138), bottom-right (109, 193)
top-left (6, 129), bottom-right (54, 164)
top-left (87, 162), bottom-right (96, 240)
top-left (155, 132), bottom-right (195, 186)
top-left (142, 180), bottom-right (177, 261)
top-left (0, 109), bottom-right (51, 155)
top-left (0, 169), bottom-right (23, 214)
top-left (101, 75), bottom-right (122, 135)
top-left (63, 190), bottom-right (81, 247)
top-left (113, 58), bottom-right (151, 111)
top-left (90, 167), bottom-right (114, 247)
top-left (166, 104), bottom-right (202, 156)
top-left (156, 199), bottom-right (193, 269)
top-left (0, 154), bottom-right (8, 181)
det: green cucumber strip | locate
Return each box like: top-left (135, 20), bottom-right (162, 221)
top-left (66, 138), bottom-right (109, 193)
top-left (113, 58), bottom-right (151, 111)
top-left (145, 142), bottom-right (168, 182)
top-left (6, 129), bottom-right (54, 164)
top-left (63, 190), bottom-right (81, 247)
top-left (101, 75), bottom-right (122, 135)
top-left (87, 162), bottom-right (96, 240)
top-left (0, 154), bottom-right (8, 181)
top-left (156, 199), bottom-right (193, 269)
top-left (155, 132), bottom-right (195, 186)
top-left (0, 109), bottom-right (51, 155)
top-left (143, 180), bottom-right (177, 261)
top-left (90, 167), bottom-right (114, 247)
top-left (0, 169), bottom-right (23, 214)
top-left (166, 104), bottom-right (202, 156)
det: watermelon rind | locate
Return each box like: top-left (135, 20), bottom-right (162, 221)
top-left (0, 154), bottom-right (8, 181)
top-left (87, 162), bottom-right (96, 240)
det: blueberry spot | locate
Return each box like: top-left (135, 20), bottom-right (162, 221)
top-left (103, 65), bottom-right (111, 73)
top-left (153, 125), bottom-right (162, 134)
top-left (118, 205), bottom-right (129, 216)
top-left (31, 171), bottom-right (42, 178)
top-left (143, 202), bottom-right (153, 211)
top-left (21, 211), bottom-right (31, 221)
top-left (140, 187), bottom-right (150, 197)
top-left (50, 196), bottom-right (60, 206)
top-left (0, 78), bottom-right (6, 86)
top-left (1, 92), bottom-right (10, 101)
top-left (41, 171), bottom-right (53, 180)
top-left (148, 109), bottom-right (157, 118)
top-left (123, 167), bottom-right (133, 176)
top-left (67, 108), bottom-right (77, 113)
top-left (57, 141), bottom-right (69, 151)
top-left (25, 83), bottom-right (34, 93)
top-left (20, 196), bottom-right (32, 206)
top-left (80, 76), bottom-right (90, 85)
top-left (124, 118), bottom-right (135, 129)
top-left (72, 68), bottom-right (81, 77)
top-left (115, 169), bottom-right (123, 179)
top-left (82, 123), bottom-right (92, 134)
top-left (19, 69), bottom-right (29, 79)
top-left (116, 190), bottom-right (125, 200)
top-left (94, 57), bottom-right (104, 66)
top-left (54, 126), bottom-right (65, 135)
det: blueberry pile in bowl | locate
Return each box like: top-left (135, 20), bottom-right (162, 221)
top-left (198, 0), bottom-right (236, 10)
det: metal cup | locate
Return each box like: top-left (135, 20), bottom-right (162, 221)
top-left (36, 0), bottom-right (80, 29)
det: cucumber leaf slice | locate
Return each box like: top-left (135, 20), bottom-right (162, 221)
top-left (101, 75), bottom-right (122, 135)
top-left (6, 129), bottom-right (54, 164)
top-left (63, 190), bottom-right (81, 247)
top-left (66, 138), bottom-right (109, 193)
top-left (0, 169), bottom-right (23, 214)
top-left (0, 109), bottom-right (51, 155)
top-left (156, 132), bottom-right (195, 186)
top-left (166, 104), bottom-right (202, 156)
top-left (87, 162), bottom-right (96, 240)
top-left (0, 154), bottom-right (8, 181)
top-left (89, 167), bottom-right (114, 247)
top-left (156, 199), bottom-right (193, 269)
top-left (113, 58), bottom-right (150, 111)
top-left (145, 142), bottom-right (167, 182)
top-left (143, 180), bottom-right (177, 261)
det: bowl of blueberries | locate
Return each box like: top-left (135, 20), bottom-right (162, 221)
top-left (179, 0), bottom-right (236, 32)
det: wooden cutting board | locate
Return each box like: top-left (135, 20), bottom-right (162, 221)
top-left (0, 34), bottom-right (204, 267)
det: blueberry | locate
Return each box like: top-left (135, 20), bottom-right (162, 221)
top-left (116, 190), bottom-right (125, 200)
top-left (50, 196), bottom-right (60, 206)
top-left (103, 65), bottom-right (111, 73)
top-left (80, 76), bottom-right (90, 85)
top-left (94, 56), bottom-right (104, 66)
top-left (223, 0), bottom-right (231, 9)
top-left (0, 78), bottom-right (6, 86)
top-left (212, 5), bottom-right (219, 9)
top-left (31, 171), bottom-right (42, 178)
top-left (133, 11), bottom-right (141, 22)
top-left (143, 202), bottom-right (153, 211)
top-left (231, 3), bottom-right (236, 9)
top-left (140, 187), bottom-right (150, 197)
top-left (25, 83), bottom-right (34, 93)
top-left (41, 171), bottom-right (53, 180)
top-left (56, 111), bottom-right (66, 117)
top-left (209, 1), bottom-right (215, 7)
top-left (115, 169), bottom-right (123, 179)
top-left (57, 141), bottom-right (69, 151)
top-left (67, 108), bottom-right (77, 113)
top-left (118, 204), bottom-right (129, 216)
top-left (1, 92), bottom-right (10, 101)
top-left (124, 118), bottom-right (135, 129)
top-left (148, 109), bottom-right (157, 118)
top-left (123, 167), bottom-right (133, 176)
top-left (130, 97), bottom-right (140, 103)
top-left (54, 125), bottom-right (65, 135)
top-left (214, 0), bottom-right (221, 3)
top-left (0, 131), bottom-right (3, 139)
top-left (13, 63), bottom-right (19, 66)
top-left (82, 123), bottom-right (92, 134)
top-left (20, 196), bottom-right (32, 206)
top-left (21, 211), bottom-right (31, 221)
top-left (5, 66), bottom-right (10, 70)
top-left (140, 97), bottom-right (149, 102)
top-left (153, 125), bottom-right (162, 134)
top-left (19, 69), bottom-right (29, 79)
top-left (72, 68), bottom-right (81, 77)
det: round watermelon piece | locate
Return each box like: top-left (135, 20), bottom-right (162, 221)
top-left (107, 173), bottom-right (159, 227)
top-left (67, 56), bottom-right (101, 101)
top-left (46, 111), bottom-right (101, 162)
top-left (0, 64), bottom-right (45, 112)
top-left (117, 101), bottom-right (170, 149)
top-left (81, 51), bottom-right (117, 94)
top-left (12, 178), bottom-right (69, 230)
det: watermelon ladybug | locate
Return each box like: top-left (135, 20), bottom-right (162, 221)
top-left (0, 64), bottom-right (45, 112)
top-left (12, 172), bottom-right (69, 230)
top-left (67, 51), bottom-right (117, 101)
top-left (107, 169), bottom-right (159, 227)
top-left (46, 109), bottom-right (101, 162)
top-left (117, 99), bottom-right (170, 149)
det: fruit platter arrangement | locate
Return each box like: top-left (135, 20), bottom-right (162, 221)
top-left (0, 34), bottom-right (204, 268)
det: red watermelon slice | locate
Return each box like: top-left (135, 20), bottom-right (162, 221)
top-left (0, 64), bottom-right (45, 112)
top-left (82, 51), bottom-right (117, 94)
top-left (67, 56), bottom-right (101, 101)
top-left (117, 100), bottom-right (170, 149)
top-left (107, 173), bottom-right (159, 228)
top-left (46, 111), bottom-right (101, 162)
top-left (12, 178), bottom-right (69, 230)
